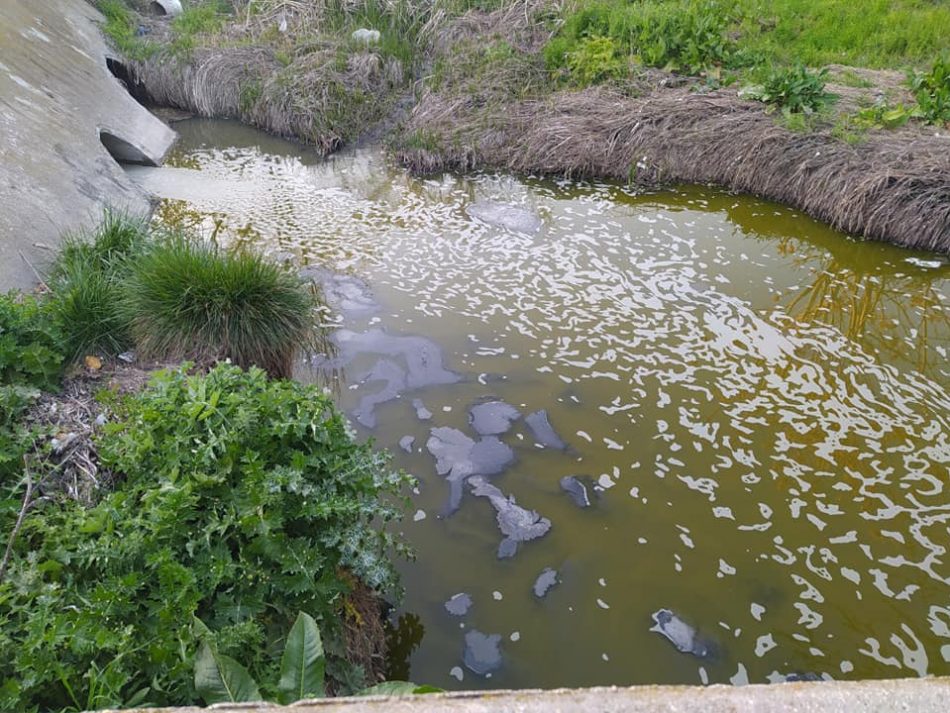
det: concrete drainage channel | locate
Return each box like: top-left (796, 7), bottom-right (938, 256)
top-left (93, 679), bottom-right (950, 712)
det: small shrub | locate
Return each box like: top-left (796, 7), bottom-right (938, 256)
top-left (0, 364), bottom-right (412, 711)
top-left (741, 65), bottom-right (834, 114)
top-left (46, 211), bottom-right (148, 360)
top-left (122, 234), bottom-right (318, 378)
top-left (910, 55), bottom-right (950, 125)
top-left (567, 35), bottom-right (625, 84)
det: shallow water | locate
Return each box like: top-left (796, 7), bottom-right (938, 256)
top-left (129, 118), bottom-right (950, 690)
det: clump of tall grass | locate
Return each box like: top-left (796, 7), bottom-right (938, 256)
top-left (45, 212), bottom-right (320, 377)
top-left (121, 234), bottom-right (318, 378)
top-left (45, 211), bottom-right (148, 359)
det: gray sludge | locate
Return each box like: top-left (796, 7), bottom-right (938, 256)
top-left (533, 568), bottom-right (559, 598)
top-left (302, 267), bottom-right (378, 317)
top-left (412, 398), bottom-right (433, 421)
top-left (445, 593), bottom-right (473, 616)
top-left (469, 476), bottom-right (551, 558)
top-left (559, 475), bottom-right (593, 508)
top-left (315, 328), bottom-right (459, 428)
top-left (462, 630), bottom-right (503, 675)
top-left (650, 609), bottom-right (715, 659)
top-left (469, 400), bottom-right (521, 436)
top-left (426, 427), bottom-right (514, 515)
top-left (466, 201), bottom-right (542, 234)
top-left (525, 409), bottom-right (567, 450)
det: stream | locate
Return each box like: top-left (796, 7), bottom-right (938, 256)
top-left (127, 118), bottom-right (950, 691)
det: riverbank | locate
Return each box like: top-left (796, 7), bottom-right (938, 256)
top-left (106, 0), bottom-right (950, 253)
top-left (0, 214), bottom-right (412, 711)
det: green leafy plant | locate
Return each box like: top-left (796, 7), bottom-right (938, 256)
top-left (741, 65), bottom-right (834, 113)
top-left (855, 102), bottom-right (918, 129)
top-left (910, 55), bottom-right (950, 125)
top-left (545, 0), bottom-right (739, 79)
top-left (194, 611), bottom-right (438, 704)
top-left (0, 364), bottom-right (413, 711)
top-left (567, 35), bottom-right (624, 84)
top-left (0, 293), bottom-right (64, 481)
top-left (121, 233), bottom-right (320, 378)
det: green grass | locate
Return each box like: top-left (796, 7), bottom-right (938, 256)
top-left (44, 213), bottom-right (319, 377)
top-left (96, 0), bottom-right (156, 60)
top-left (121, 234), bottom-right (318, 377)
top-left (735, 0), bottom-right (950, 70)
top-left (46, 211), bottom-right (148, 360)
top-left (545, 0), bottom-right (950, 88)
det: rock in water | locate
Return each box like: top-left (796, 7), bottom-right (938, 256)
top-left (650, 609), bottom-right (714, 659)
top-left (559, 475), bottom-right (593, 508)
top-left (525, 409), bottom-right (567, 450)
top-left (467, 202), bottom-right (542, 234)
top-left (533, 568), bottom-right (559, 598)
top-left (469, 476), bottom-right (551, 558)
top-left (469, 400), bottom-right (521, 436)
top-left (463, 630), bottom-right (502, 675)
top-left (398, 435), bottom-right (415, 453)
top-left (445, 593), bottom-right (473, 616)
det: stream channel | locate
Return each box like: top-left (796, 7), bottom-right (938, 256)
top-left (127, 118), bottom-right (950, 691)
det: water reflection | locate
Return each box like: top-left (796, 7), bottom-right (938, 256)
top-left (130, 118), bottom-right (950, 691)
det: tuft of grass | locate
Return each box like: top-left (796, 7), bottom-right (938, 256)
top-left (45, 211), bottom-right (148, 360)
top-left (121, 234), bottom-right (318, 378)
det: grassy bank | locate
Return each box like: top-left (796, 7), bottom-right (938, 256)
top-left (0, 215), bottom-right (416, 711)
top-left (95, 0), bottom-right (950, 251)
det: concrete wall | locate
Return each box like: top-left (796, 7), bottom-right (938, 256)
top-left (94, 678), bottom-right (949, 712)
top-left (0, 0), bottom-right (176, 291)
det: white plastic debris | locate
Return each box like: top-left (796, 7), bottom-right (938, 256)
top-left (352, 28), bottom-right (381, 44)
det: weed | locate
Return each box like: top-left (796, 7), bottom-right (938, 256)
top-left (0, 294), bottom-right (65, 482)
top-left (567, 36), bottom-right (624, 85)
top-left (546, 0), bottom-right (739, 77)
top-left (741, 65), bottom-right (834, 114)
top-left (121, 234), bottom-right (319, 377)
top-left (45, 211), bottom-right (148, 360)
top-left (910, 55), bottom-right (950, 125)
top-left (96, 0), bottom-right (156, 60)
top-left (0, 364), bottom-right (413, 710)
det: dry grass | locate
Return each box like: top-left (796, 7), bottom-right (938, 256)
top-left (398, 85), bottom-right (950, 252)
top-left (22, 361), bottom-right (163, 507)
top-left (131, 43), bottom-right (404, 152)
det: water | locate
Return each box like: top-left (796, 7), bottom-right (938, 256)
top-left (129, 118), bottom-right (950, 690)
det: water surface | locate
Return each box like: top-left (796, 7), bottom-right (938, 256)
top-left (129, 118), bottom-right (950, 690)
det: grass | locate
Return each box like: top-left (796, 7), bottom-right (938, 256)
top-left (734, 0), bottom-right (950, 70)
top-left (121, 233), bottom-right (318, 378)
top-left (545, 0), bottom-right (950, 86)
top-left (45, 211), bottom-right (148, 359)
top-left (44, 212), bottom-right (320, 378)
top-left (96, 0), bottom-right (156, 61)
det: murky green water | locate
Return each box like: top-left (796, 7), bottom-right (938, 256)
top-left (129, 118), bottom-right (950, 690)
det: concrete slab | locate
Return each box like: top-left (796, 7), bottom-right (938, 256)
top-left (95, 677), bottom-right (950, 712)
top-left (0, 0), bottom-right (176, 291)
